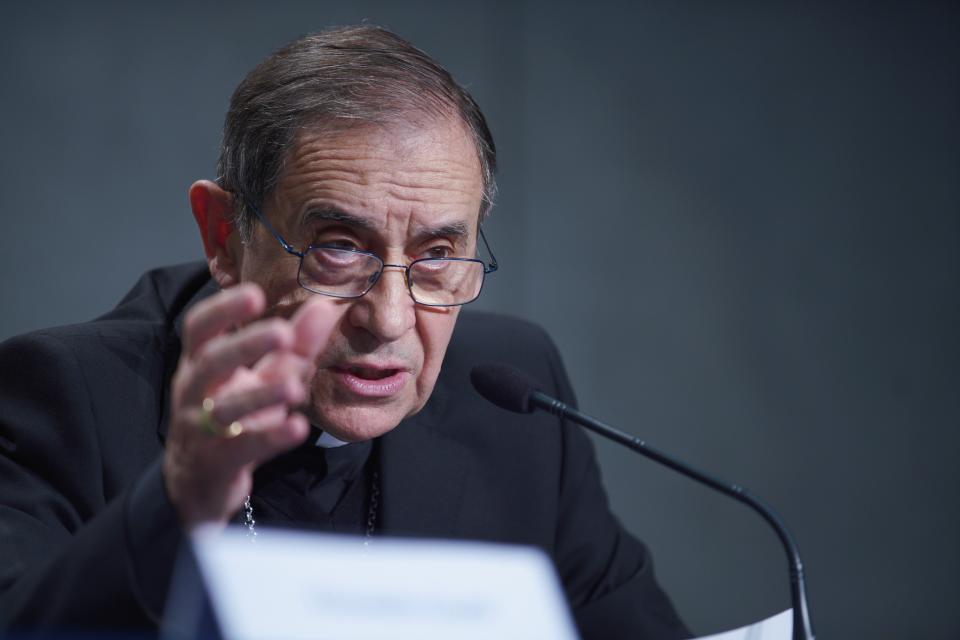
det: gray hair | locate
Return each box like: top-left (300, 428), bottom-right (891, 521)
top-left (216, 25), bottom-right (498, 241)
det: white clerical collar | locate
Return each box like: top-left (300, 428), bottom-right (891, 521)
top-left (314, 430), bottom-right (350, 448)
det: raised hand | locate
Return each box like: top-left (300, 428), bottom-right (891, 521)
top-left (162, 284), bottom-right (334, 530)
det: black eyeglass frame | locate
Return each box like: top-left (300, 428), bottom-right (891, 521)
top-left (251, 207), bottom-right (499, 307)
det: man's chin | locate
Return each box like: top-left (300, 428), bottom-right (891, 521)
top-left (304, 404), bottom-right (411, 443)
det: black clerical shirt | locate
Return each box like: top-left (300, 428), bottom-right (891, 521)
top-left (247, 430), bottom-right (375, 535)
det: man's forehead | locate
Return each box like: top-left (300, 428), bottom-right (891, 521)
top-left (270, 118), bottom-right (484, 232)
top-left (290, 114), bottom-right (476, 160)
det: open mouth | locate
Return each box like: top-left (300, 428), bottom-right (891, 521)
top-left (344, 365), bottom-right (399, 380)
top-left (332, 364), bottom-right (410, 397)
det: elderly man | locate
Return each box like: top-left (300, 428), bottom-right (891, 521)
top-left (0, 26), bottom-right (688, 639)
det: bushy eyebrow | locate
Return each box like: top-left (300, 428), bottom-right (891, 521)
top-left (302, 208), bottom-right (377, 231)
top-left (413, 221), bottom-right (471, 242)
top-left (303, 208), bottom-right (472, 244)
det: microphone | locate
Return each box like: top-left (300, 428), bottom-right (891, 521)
top-left (471, 363), bottom-right (815, 640)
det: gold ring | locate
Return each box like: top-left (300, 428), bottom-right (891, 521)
top-left (198, 398), bottom-right (220, 436)
top-left (224, 421), bottom-right (244, 438)
top-left (198, 398), bottom-right (245, 438)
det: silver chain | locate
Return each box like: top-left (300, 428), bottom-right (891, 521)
top-left (242, 495), bottom-right (257, 541)
top-left (363, 471), bottom-right (380, 548)
top-left (242, 471), bottom-right (380, 543)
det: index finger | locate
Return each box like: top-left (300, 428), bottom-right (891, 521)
top-left (182, 283), bottom-right (266, 356)
top-left (290, 296), bottom-right (337, 362)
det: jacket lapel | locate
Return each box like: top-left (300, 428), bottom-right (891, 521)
top-left (377, 375), bottom-right (473, 539)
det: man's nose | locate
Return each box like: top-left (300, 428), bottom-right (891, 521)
top-left (348, 266), bottom-right (416, 342)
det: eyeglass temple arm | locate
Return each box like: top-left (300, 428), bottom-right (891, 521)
top-left (479, 228), bottom-right (499, 273)
top-left (251, 207), bottom-right (303, 257)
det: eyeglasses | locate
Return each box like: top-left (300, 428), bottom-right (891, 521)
top-left (251, 208), bottom-right (499, 307)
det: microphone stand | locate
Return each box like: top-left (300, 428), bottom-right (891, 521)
top-left (530, 391), bottom-right (815, 640)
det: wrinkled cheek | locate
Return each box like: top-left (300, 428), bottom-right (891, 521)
top-left (415, 332), bottom-right (457, 405)
top-left (304, 369), bottom-right (335, 424)
top-left (241, 260), bottom-right (304, 312)
top-left (411, 374), bottom-right (436, 416)
top-left (268, 288), bottom-right (316, 320)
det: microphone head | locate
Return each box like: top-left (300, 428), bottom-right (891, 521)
top-left (470, 363), bottom-right (542, 414)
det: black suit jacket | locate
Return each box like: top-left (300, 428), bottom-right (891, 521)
top-left (0, 263), bottom-right (688, 639)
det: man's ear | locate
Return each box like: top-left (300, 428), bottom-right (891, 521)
top-left (189, 180), bottom-right (242, 288)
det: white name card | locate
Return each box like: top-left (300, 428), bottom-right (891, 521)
top-left (695, 608), bottom-right (793, 640)
top-left (181, 526), bottom-right (579, 640)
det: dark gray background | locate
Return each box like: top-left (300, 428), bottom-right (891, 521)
top-left (2, 1), bottom-right (957, 637)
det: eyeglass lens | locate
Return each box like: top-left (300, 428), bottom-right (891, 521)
top-left (298, 247), bottom-right (485, 306)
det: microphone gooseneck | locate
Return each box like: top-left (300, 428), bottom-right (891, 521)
top-left (470, 363), bottom-right (815, 640)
